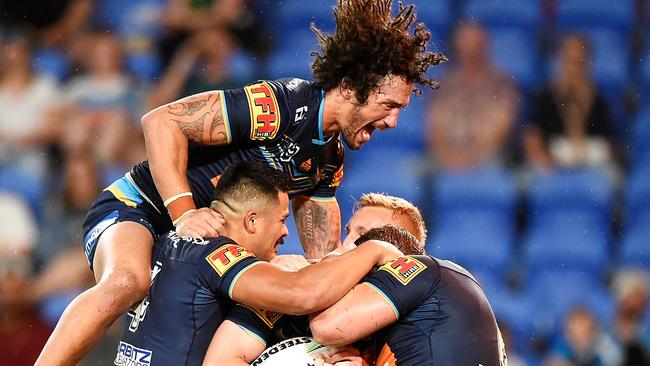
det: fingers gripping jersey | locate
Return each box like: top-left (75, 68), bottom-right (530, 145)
top-left (115, 233), bottom-right (261, 366)
top-left (129, 78), bottom-right (345, 214)
top-left (364, 256), bottom-right (503, 366)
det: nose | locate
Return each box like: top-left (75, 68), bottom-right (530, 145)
top-left (282, 224), bottom-right (289, 238)
top-left (382, 110), bottom-right (400, 130)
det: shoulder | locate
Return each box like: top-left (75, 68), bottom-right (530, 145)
top-left (269, 78), bottom-right (321, 104)
top-left (374, 255), bottom-right (438, 285)
top-left (160, 232), bottom-right (248, 260)
top-left (431, 256), bottom-right (478, 282)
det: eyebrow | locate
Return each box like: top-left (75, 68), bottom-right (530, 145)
top-left (384, 99), bottom-right (407, 108)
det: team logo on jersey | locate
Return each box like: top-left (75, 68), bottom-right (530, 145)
top-left (245, 81), bottom-right (280, 141)
top-left (210, 174), bottom-right (221, 187)
top-left (206, 244), bottom-right (254, 276)
top-left (299, 158), bottom-right (313, 172)
top-left (115, 341), bottom-right (152, 366)
top-left (379, 256), bottom-right (426, 285)
top-left (329, 164), bottom-right (344, 188)
top-left (241, 304), bottom-right (283, 328)
top-left (278, 139), bottom-right (301, 162)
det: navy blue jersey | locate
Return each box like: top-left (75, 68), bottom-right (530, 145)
top-left (364, 256), bottom-right (505, 366)
top-left (130, 78), bottom-right (345, 214)
top-left (115, 233), bottom-right (262, 366)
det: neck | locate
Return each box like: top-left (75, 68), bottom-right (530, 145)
top-left (321, 88), bottom-right (345, 137)
top-left (221, 221), bottom-right (252, 251)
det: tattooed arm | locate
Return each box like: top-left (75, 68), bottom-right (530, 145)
top-left (293, 196), bottom-right (342, 260)
top-left (141, 91), bottom-right (228, 216)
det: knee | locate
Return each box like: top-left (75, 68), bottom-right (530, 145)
top-left (97, 268), bottom-right (151, 311)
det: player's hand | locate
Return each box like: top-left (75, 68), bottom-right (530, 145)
top-left (175, 208), bottom-right (226, 238)
top-left (365, 239), bottom-right (403, 266)
top-left (270, 254), bottom-right (310, 271)
top-left (314, 345), bottom-right (366, 366)
top-left (317, 243), bottom-right (357, 263)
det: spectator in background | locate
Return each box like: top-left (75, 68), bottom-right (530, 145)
top-left (524, 35), bottom-right (619, 175)
top-left (146, 28), bottom-right (242, 109)
top-left (0, 0), bottom-right (92, 49)
top-left (159, 0), bottom-right (270, 66)
top-left (611, 268), bottom-right (650, 365)
top-left (0, 192), bottom-right (52, 366)
top-left (426, 21), bottom-right (519, 172)
top-left (62, 31), bottom-right (144, 176)
top-left (0, 31), bottom-right (62, 184)
top-left (546, 306), bottom-right (622, 366)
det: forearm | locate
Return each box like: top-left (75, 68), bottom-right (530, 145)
top-left (293, 197), bottom-right (341, 260)
top-left (234, 243), bottom-right (381, 315)
top-left (142, 105), bottom-right (193, 213)
top-left (141, 91), bottom-right (227, 218)
top-left (290, 242), bottom-right (380, 313)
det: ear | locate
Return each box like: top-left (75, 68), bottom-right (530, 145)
top-left (244, 211), bottom-right (257, 234)
top-left (338, 79), bottom-right (355, 101)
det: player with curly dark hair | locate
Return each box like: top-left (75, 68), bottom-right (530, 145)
top-left (37, 2), bottom-right (444, 365)
top-left (312, 0), bottom-right (446, 150)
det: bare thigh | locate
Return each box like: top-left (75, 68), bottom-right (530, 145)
top-left (93, 221), bottom-right (154, 290)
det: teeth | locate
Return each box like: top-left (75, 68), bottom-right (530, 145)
top-left (362, 129), bottom-right (370, 140)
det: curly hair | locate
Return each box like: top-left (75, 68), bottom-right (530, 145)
top-left (311, 0), bottom-right (447, 104)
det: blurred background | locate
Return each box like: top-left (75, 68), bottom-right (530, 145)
top-left (0, 0), bottom-right (649, 365)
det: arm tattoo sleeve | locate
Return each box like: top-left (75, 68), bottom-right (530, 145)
top-left (166, 93), bottom-right (228, 145)
top-left (293, 199), bottom-right (341, 260)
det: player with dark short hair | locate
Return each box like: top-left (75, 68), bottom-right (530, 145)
top-left (36, 0), bottom-right (445, 364)
top-left (113, 161), bottom-right (401, 366)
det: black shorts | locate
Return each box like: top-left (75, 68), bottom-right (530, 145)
top-left (82, 175), bottom-right (173, 271)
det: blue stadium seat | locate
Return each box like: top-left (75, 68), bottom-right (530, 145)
top-left (556, 0), bottom-right (634, 34)
top-left (525, 270), bottom-right (614, 339)
top-left (427, 167), bottom-right (517, 276)
top-left (489, 28), bottom-right (540, 89)
top-left (268, 29), bottom-right (319, 79)
top-left (620, 170), bottom-right (650, 268)
top-left (523, 169), bottom-right (614, 276)
top-left (629, 106), bottom-right (650, 171)
top-left (274, 0), bottom-right (335, 33)
top-left (463, 0), bottom-right (541, 31)
top-left (33, 48), bottom-right (70, 81)
top-left (338, 148), bottom-right (426, 226)
top-left (94, 0), bottom-right (165, 38)
top-left (414, 0), bottom-right (455, 44)
top-left (125, 52), bottom-right (162, 82)
top-left (642, 39), bottom-right (650, 94)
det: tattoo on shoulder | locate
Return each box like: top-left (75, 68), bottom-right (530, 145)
top-left (166, 93), bottom-right (228, 145)
top-left (168, 100), bottom-right (207, 117)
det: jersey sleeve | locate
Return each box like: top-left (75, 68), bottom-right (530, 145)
top-left (201, 242), bottom-right (263, 299)
top-left (226, 304), bottom-right (285, 347)
top-left (362, 256), bottom-right (437, 318)
top-left (220, 81), bottom-right (291, 145)
top-left (306, 140), bottom-right (344, 200)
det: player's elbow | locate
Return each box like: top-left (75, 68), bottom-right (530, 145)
top-left (310, 317), bottom-right (345, 346)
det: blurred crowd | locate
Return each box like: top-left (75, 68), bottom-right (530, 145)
top-left (0, 0), bottom-right (649, 365)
